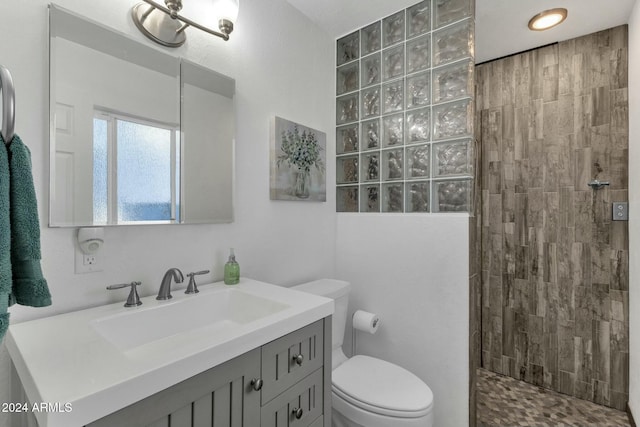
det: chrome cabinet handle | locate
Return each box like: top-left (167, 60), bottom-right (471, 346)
top-left (292, 407), bottom-right (303, 419)
top-left (292, 354), bottom-right (304, 366)
top-left (250, 378), bottom-right (263, 391)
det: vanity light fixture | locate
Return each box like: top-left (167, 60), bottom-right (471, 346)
top-left (528, 8), bottom-right (568, 31)
top-left (132, 0), bottom-right (239, 48)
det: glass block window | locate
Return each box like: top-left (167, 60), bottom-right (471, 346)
top-left (336, 0), bottom-right (475, 213)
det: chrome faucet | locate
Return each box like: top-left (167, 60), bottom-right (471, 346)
top-left (157, 268), bottom-right (184, 300)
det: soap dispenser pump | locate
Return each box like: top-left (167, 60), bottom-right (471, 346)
top-left (224, 248), bottom-right (240, 285)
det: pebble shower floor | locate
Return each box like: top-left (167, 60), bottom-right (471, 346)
top-left (477, 369), bottom-right (631, 427)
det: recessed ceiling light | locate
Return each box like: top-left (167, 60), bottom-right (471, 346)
top-left (528, 8), bottom-right (568, 31)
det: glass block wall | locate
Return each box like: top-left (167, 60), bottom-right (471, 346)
top-left (335, 0), bottom-right (475, 213)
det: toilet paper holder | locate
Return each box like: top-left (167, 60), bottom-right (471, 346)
top-left (351, 310), bottom-right (380, 356)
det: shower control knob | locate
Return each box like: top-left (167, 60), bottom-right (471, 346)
top-left (292, 407), bottom-right (303, 419)
top-left (250, 378), bottom-right (263, 391)
top-left (293, 354), bottom-right (304, 366)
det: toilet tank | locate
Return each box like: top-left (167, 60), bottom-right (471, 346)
top-left (292, 279), bottom-right (350, 352)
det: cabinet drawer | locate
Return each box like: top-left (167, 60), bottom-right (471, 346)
top-left (260, 368), bottom-right (324, 427)
top-left (261, 320), bottom-right (324, 404)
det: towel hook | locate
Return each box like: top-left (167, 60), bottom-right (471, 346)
top-left (0, 65), bottom-right (15, 144)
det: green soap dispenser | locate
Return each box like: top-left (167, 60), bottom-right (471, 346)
top-left (224, 248), bottom-right (240, 285)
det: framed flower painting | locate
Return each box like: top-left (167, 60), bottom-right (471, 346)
top-left (270, 116), bottom-right (326, 201)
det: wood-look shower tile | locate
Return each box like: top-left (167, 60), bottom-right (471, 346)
top-left (528, 140), bottom-right (544, 188)
top-left (543, 192), bottom-right (559, 242)
top-left (531, 364), bottom-right (544, 387)
top-left (515, 246), bottom-right (528, 280)
top-left (502, 57), bottom-right (516, 104)
top-left (529, 229), bottom-right (543, 282)
top-left (515, 331), bottom-right (529, 376)
top-left (533, 280), bottom-right (546, 317)
top-left (559, 138), bottom-right (576, 187)
top-left (515, 193), bottom-right (529, 243)
top-left (594, 379), bottom-right (611, 407)
top-left (490, 233), bottom-right (503, 277)
top-left (610, 319), bottom-right (629, 353)
top-left (572, 243), bottom-right (592, 287)
top-left (611, 48), bottom-right (629, 90)
top-left (502, 307), bottom-right (515, 357)
top-left (592, 283), bottom-right (611, 322)
top-left (572, 54), bottom-right (589, 96)
top-left (574, 335), bottom-right (594, 384)
top-left (503, 227), bottom-right (516, 277)
top-left (558, 322), bottom-right (576, 372)
top-left (543, 243), bottom-right (558, 283)
top-left (588, 51), bottom-right (612, 90)
top-left (544, 333), bottom-right (559, 389)
top-left (611, 390), bottom-right (629, 412)
top-left (610, 290), bottom-right (628, 323)
top-left (489, 275), bottom-right (503, 318)
top-left (574, 147), bottom-right (592, 191)
top-left (592, 244), bottom-right (611, 285)
top-left (514, 162), bottom-right (529, 196)
top-left (489, 61), bottom-right (504, 109)
top-left (610, 250), bottom-right (629, 290)
top-left (533, 99), bottom-right (544, 139)
top-left (592, 86), bottom-right (611, 126)
top-left (514, 108), bottom-right (528, 159)
top-left (515, 66), bottom-right (532, 107)
top-left (611, 149), bottom-right (629, 188)
top-left (543, 144), bottom-right (561, 192)
top-left (559, 187), bottom-right (575, 227)
top-left (593, 319), bottom-right (611, 383)
top-left (611, 89), bottom-right (629, 139)
top-left (488, 161), bottom-right (502, 194)
top-left (502, 190), bottom-right (515, 223)
top-left (574, 94), bottom-right (593, 146)
top-left (543, 64), bottom-right (559, 102)
top-left (543, 101), bottom-right (559, 139)
top-left (576, 307), bottom-right (594, 345)
top-left (558, 94), bottom-right (574, 135)
top-left (574, 190), bottom-right (592, 243)
top-left (503, 271), bottom-right (515, 306)
top-left (514, 279), bottom-right (530, 312)
top-left (610, 25), bottom-right (628, 51)
top-left (528, 315), bottom-right (544, 366)
top-left (489, 194), bottom-right (502, 232)
top-left (529, 51), bottom-right (544, 101)
top-left (558, 369), bottom-right (576, 395)
top-left (558, 40), bottom-right (576, 95)
top-left (527, 189), bottom-right (543, 227)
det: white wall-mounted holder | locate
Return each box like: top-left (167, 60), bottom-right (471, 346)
top-left (76, 227), bottom-right (104, 274)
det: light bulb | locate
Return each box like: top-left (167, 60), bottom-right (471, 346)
top-left (212, 0), bottom-right (239, 24)
top-left (528, 8), bottom-right (567, 31)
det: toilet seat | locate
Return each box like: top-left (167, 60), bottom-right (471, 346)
top-left (332, 355), bottom-right (434, 418)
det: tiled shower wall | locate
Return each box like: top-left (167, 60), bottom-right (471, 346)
top-left (335, 0), bottom-right (475, 213)
top-left (476, 26), bottom-right (629, 410)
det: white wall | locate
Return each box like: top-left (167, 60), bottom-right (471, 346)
top-left (336, 214), bottom-right (470, 427)
top-left (0, 0), bottom-right (335, 421)
top-left (629, 1), bottom-right (640, 418)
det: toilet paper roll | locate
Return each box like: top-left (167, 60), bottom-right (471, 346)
top-left (353, 310), bottom-right (380, 334)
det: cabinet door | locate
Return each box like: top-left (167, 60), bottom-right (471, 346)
top-left (86, 349), bottom-right (261, 427)
top-left (261, 320), bottom-right (324, 404)
top-left (260, 368), bottom-right (324, 427)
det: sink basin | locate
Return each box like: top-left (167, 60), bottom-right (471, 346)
top-left (91, 288), bottom-right (290, 351)
top-left (6, 278), bottom-right (333, 427)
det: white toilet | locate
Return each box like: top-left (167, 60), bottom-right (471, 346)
top-left (293, 279), bottom-right (434, 427)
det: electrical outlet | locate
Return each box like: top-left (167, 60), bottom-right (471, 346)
top-left (75, 251), bottom-right (102, 274)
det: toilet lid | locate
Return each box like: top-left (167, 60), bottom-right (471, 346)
top-left (332, 355), bottom-right (433, 417)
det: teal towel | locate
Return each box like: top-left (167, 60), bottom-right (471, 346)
top-left (0, 140), bottom-right (9, 340)
top-left (7, 135), bottom-right (51, 308)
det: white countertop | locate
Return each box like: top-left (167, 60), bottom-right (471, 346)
top-left (5, 278), bottom-right (333, 427)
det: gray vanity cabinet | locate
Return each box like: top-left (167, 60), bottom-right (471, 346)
top-left (84, 318), bottom-right (331, 427)
top-left (86, 348), bottom-right (262, 427)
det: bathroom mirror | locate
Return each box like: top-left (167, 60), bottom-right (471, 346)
top-left (48, 5), bottom-right (235, 226)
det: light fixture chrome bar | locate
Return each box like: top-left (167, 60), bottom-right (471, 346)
top-left (139, 0), bottom-right (230, 41)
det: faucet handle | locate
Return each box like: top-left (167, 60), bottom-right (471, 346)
top-left (185, 270), bottom-right (210, 294)
top-left (107, 281), bottom-right (142, 307)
